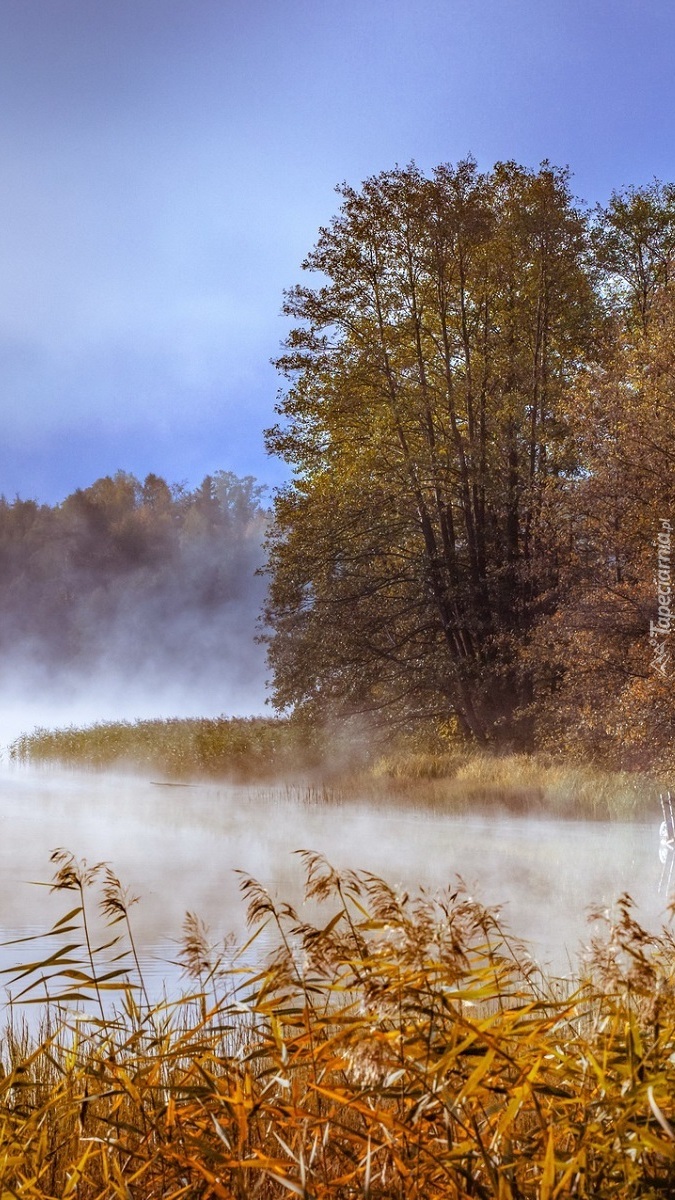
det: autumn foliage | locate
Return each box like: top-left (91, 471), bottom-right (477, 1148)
top-left (264, 162), bottom-right (675, 769)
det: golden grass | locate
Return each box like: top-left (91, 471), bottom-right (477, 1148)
top-left (9, 718), bottom-right (661, 821)
top-left (1, 851), bottom-right (675, 1196)
top-left (372, 749), bottom-right (656, 822)
top-left (9, 716), bottom-right (330, 781)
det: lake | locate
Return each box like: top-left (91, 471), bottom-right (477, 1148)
top-left (0, 764), bottom-right (669, 999)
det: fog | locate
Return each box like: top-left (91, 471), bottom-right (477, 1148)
top-left (0, 469), bottom-right (269, 750)
top-left (0, 664), bottom-right (267, 754)
top-left (0, 467), bottom-right (668, 995)
top-left (0, 764), bottom-right (667, 996)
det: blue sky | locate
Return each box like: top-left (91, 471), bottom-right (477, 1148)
top-left (1, 0), bottom-right (674, 503)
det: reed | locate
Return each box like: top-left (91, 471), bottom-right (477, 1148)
top-left (374, 751), bottom-right (656, 822)
top-left (1, 852), bottom-right (675, 1196)
top-left (8, 718), bottom-right (661, 821)
top-left (8, 716), bottom-right (333, 781)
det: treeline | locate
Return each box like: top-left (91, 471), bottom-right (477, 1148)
top-left (264, 160), bottom-right (675, 770)
top-left (0, 469), bottom-right (268, 685)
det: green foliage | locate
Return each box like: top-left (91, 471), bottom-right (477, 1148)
top-left (2, 854), bottom-right (675, 1196)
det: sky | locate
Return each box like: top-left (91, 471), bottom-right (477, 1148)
top-left (1, 0), bottom-right (674, 504)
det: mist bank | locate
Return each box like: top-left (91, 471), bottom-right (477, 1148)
top-left (9, 715), bottom-right (660, 822)
top-left (0, 468), bottom-right (269, 745)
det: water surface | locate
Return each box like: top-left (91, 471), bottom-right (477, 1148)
top-left (0, 765), bottom-right (668, 993)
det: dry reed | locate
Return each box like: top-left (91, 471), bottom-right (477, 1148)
top-left (8, 718), bottom-right (661, 821)
top-left (0, 851), bottom-right (674, 1196)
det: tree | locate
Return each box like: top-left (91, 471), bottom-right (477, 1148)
top-left (0, 469), bottom-right (268, 682)
top-left (592, 180), bottom-right (675, 330)
top-left (531, 182), bottom-right (675, 766)
top-left (264, 159), bottom-right (599, 747)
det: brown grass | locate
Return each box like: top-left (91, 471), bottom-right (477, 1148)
top-left (1, 851), bottom-right (675, 1196)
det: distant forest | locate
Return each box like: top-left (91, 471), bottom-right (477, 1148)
top-left (0, 470), bottom-right (268, 687)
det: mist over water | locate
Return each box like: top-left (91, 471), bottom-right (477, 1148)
top-left (0, 468), bottom-right (270, 749)
top-left (0, 764), bottom-right (667, 996)
top-left (0, 654), bottom-right (268, 751)
top-left (0, 470), bottom-right (668, 1000)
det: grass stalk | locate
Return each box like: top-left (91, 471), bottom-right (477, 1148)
top-left (0, 852), bottom-right (674, 1195)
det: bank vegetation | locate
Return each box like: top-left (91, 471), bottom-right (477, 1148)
top-left (0, 851), bottom-right (674, 1198)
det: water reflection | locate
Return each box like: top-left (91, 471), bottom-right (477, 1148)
top-left (0, 765), bottom-right (669, 991)
top-left (658, 790), bottom-right (675, 895)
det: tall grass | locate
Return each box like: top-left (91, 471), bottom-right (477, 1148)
top-left (1, 852), bottom-right (675, 1196)
top-left (374, 750), bottom-right (657, 821)
top-left (9, 716), bottom-right (334, 781)
top-left (8, 718), bottom-right (662, 820)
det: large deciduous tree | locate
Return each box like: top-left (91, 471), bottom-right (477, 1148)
top-left (264, 160), bottom-right (599, 747)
